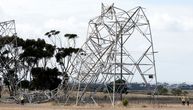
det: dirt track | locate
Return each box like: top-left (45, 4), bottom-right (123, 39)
top-left (0, 103), bottom-right (193, 110)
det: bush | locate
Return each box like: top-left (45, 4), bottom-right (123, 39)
top-left (30, 67), bottom-right (63, 90)
top-left (122, 99), bottom-right (128, 106)
top-left (171, 88), bottom-right (182, 96)
top-left (157, 85), bottom-right (168, 95)
top-left (142, 105), bottom-right (147, 108)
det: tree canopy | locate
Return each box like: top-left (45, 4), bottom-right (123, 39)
top-left (30, 67), bottom-right (62, 90)
top-left (0, 32), bottom-right (80, 95)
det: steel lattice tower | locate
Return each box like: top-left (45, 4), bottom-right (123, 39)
top-left (0, 20), bottom-right (18, 95)
top-left (61, 4), bottom-right (157, 105)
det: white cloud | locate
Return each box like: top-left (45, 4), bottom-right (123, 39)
top-left (146, 5), bottom-right (193, 55)
top-left (149, 6), bottom-right (193, 32)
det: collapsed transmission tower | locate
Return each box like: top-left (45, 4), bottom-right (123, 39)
top-left (0, 20), bottom-right (18, 95)
top-left (61, 4), bottom-right (157, 105)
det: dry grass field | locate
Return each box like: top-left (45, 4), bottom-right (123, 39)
top-left (0, 103), bottom-right (192, 110)
top-left (1, 90), bottom-right (193, 110)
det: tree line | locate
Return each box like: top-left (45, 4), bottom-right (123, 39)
top-left (0, 31), bottom-right (81, 96)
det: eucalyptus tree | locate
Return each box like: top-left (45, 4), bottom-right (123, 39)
top-left (64, 33), bottom-right (78, 48)
top-left (19, 38), bottom-right (55, 82)
top-left (45, 30), bottom-right (81, 87)
top-left (20, 39), bottom-right (55, 68)
top-left (30, 67), bottom-right (62, 90)
top-left (18, 38), bottom-right (67, 91)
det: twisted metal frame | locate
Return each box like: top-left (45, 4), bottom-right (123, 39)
top-left (62, 4), bottom-right (157, 105)
top-left (0, 20), bottom-right (17, 79)
top-left (0, 20), bottom-right (18, 96)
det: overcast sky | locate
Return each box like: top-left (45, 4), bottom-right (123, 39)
top-left (0, 0), bottom-right (193, 83)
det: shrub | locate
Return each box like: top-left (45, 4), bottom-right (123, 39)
top-left (157, 85), bottom-right (168, 95)
top-left (171, 88), bottom-right (182, 96)
top-left (142, 105), bottom-right (147, 108)
top-left (122, 99), bottom-right (128, 106)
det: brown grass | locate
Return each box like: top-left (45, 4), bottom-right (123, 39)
top-left (0, 103), bottom-right (192, 110)
top-left (1, 89), bottom-right (193, 110)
